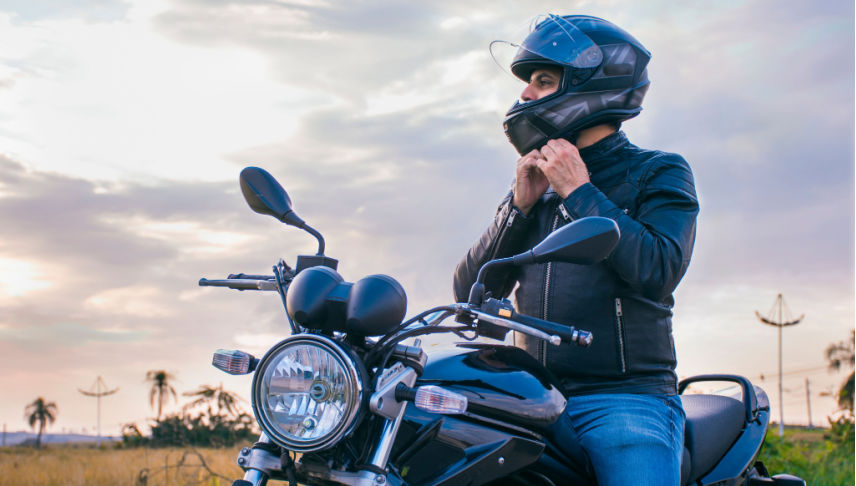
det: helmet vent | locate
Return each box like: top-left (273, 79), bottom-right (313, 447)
top-left (602, 63), bottom-right (634, 77)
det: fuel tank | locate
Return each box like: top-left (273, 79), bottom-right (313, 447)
top-left (416, 344), bottom-right (567, 430)
top-left (388, 345), bottom-right (567, 485)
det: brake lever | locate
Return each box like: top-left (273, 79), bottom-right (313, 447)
top-left (469, 309), bottom-right (562, 345)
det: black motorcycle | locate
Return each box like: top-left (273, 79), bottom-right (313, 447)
top-left (200, 167), bottom-right (805, 486)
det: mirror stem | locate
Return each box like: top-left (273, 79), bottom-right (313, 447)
top-left (469, 257), bottom-right (513, 306)
top-left (303, 224), bottom-right (326, 255)
top-left (475, 257), bottom-right (513, 285)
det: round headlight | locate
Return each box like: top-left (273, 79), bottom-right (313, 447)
top-left (251, 334), bottom-right (364, 452)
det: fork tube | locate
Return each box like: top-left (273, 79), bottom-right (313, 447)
top-left (243, 433), bottom-right (270, 486)
top-left (243, 469), bottom-right (269, 486)
top-left (369, 406), bottom-right (407, 469)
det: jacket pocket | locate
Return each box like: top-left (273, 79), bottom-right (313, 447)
top-left (537, 294), bottom-right (627, 379)
top-left (619, 296), bottom-right (676, 374)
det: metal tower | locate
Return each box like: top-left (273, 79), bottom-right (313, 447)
top-left (78, 376), bottom-right (119, 447)
top-left (756, 293), bottom-right (803, 436)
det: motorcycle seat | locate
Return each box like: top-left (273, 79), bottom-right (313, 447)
top-left (680, 394), bottom-right (746, 484)
top-left (540, 393), bottom-right (748, 486)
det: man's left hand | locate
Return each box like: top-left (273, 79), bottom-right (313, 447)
top-left (537, 139), bottom-right (590, 199)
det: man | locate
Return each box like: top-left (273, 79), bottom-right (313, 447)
top-left (453, 15), bottom-right (699, 485)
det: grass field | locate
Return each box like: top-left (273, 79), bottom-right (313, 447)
top-left (0, 445), bottom-right (243, 486)
top-left (1, 424), bottom-right (853, 486)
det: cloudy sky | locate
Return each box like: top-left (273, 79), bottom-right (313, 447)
top-left (0, 0), bottom-right (853, 436)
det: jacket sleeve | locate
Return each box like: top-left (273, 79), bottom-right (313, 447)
top-left (453, 191), bottom-right (535, 303)
top-left (561, 153), bottom-right (699, 302)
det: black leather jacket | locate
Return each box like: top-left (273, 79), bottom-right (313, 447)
top-left (453, 131), bottom-right (698, 396)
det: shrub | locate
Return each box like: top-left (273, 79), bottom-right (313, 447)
top-left (758, 418), bottom-right (854, 486)
top-left (122, 412), bottom-right (257, 448)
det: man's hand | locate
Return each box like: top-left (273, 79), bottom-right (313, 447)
top-left (512, 150), bottom-right (550, 216)
top-left (537, 139), bottom-right (590, 198)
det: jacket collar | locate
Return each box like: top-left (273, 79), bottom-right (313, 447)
top-left (579, 130), bottom-right (629, 169)
top-left (544, 131), bottom-right (630, 196)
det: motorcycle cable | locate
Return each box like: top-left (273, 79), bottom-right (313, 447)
top-left (373, 324), bottom-right (475, 372)
top-left (365, 307), bottom-right (452, 367)
top-left (366, 306), bottom-right (456, 366)
top-left (280, 450), bottom-right (298, 486)
top-left (272, 260), bottom-right (299, 334)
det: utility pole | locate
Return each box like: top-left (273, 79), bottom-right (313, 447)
top-left (78, 376), bottom-right (119, 448)
top-left (805, 378), bottom-right (812, 428)
top-left (756, 293), bottom-right (804, 436)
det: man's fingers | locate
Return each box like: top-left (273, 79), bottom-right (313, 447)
top-left (547, 138), bottom-right (572, 149)
top-left (544, 139), bottom-right (567, 157)
top-left (518, 153), bottom-right (544, 170)
top-left (540, 144), bottom-right (556, 160)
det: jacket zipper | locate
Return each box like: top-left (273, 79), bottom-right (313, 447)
top-left (506, 205), bottom-right (517, 227)
top-left (615, 297), bottom-right (627, 373)
top-left (539, 210), bottom-right (561, 366)
top-left (486, 201), bottom-right (514, 261)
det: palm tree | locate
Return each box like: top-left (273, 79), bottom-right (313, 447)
top-left (183, 383), bottom-right (243, 418)
top-left (826, 331), bottom-right (855, 414)
top-left (24, 397), bottom-right (58, 449)
top-left (146, 370), bottom-right (177, 420)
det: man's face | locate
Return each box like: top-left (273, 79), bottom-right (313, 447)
top-left (520, 66), bottom-right (562, 102)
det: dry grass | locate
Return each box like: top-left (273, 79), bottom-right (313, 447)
top-left (0, 445), bottom-right (245, 486)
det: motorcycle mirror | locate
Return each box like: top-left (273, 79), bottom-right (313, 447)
top-left (239, 166), bottom-right (305, 228)
top-left (513, 216), bottom-right (620, 265)
top-left (239, 166), bottom-right (328, 257)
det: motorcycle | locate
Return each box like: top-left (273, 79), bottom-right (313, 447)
top-left (199, 167), bottom-right (806, 486)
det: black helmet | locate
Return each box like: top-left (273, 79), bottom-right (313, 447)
top-left (496, 15), bottom-right (651, 155)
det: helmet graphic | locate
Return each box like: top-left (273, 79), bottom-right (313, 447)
top-left (494, 15), bottom-right (651, 155)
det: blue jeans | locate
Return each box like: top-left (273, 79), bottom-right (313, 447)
top-left (549, 393), bottom-right (685, 486)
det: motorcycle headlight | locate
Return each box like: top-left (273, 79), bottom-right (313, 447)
top-left (251, 334), bottom-right (365, 452)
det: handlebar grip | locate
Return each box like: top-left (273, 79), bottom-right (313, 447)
top-left (510, 310), bottom-right (593, 347)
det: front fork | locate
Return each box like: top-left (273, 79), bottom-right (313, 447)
top-left (232, 433), bottom-right (277, 486)
top-left (234, 367), bottom-right (416, 486)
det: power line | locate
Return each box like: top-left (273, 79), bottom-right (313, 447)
top-left (78, 376), bottom-right (119, 448)
top-left (756, 293), bottom-right (804, 437)
top-left (758, 364), bottom-right (828, 379)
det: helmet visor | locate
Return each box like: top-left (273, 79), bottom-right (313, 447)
top-left (490, 14), bottom-right (603, 79)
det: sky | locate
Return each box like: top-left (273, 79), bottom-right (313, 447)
top-left (0, 0), bottom-right (853, 436)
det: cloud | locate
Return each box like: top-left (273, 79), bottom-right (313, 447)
top-left (152, 0), bottom-right (534, 105)
top-left (0, 0), bottom-right (131, 23)
top-left (0, 155), bottom-right (285, 344)
top-left (0, 321), bottom-right (147, 345)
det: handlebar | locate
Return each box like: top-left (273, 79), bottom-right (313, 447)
top-left (507, 309), bottom-right (593, 347)
top-left (466, 298), bottom-right (593, 347)
top-left (198, 272), bottom-right (590, 347)
top-left (198, 277), bottom-right (279, 291)
top-left (470, 310), bottom-right (561, 345)
top-left (228, 273), bottom-right (277, 280)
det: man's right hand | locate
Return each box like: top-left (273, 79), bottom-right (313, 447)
top-left (512, 150), bottom-right (549, 216)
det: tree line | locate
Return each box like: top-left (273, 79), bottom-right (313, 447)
top-left (123, 370), bottom-right (257, 447)
top-left (22, 370), bottom-right (256, 449)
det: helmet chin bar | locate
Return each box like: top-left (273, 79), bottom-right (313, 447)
top-left (504, 79), bottom-right (649, 155)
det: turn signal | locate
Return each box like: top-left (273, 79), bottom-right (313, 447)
top-left (414, 386), bottom-right (468, 415)
top-left (212, 349), bottom-right (256, 375)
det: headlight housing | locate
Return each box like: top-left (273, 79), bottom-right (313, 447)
top-left (251, 334), bottom-right (365, 452)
